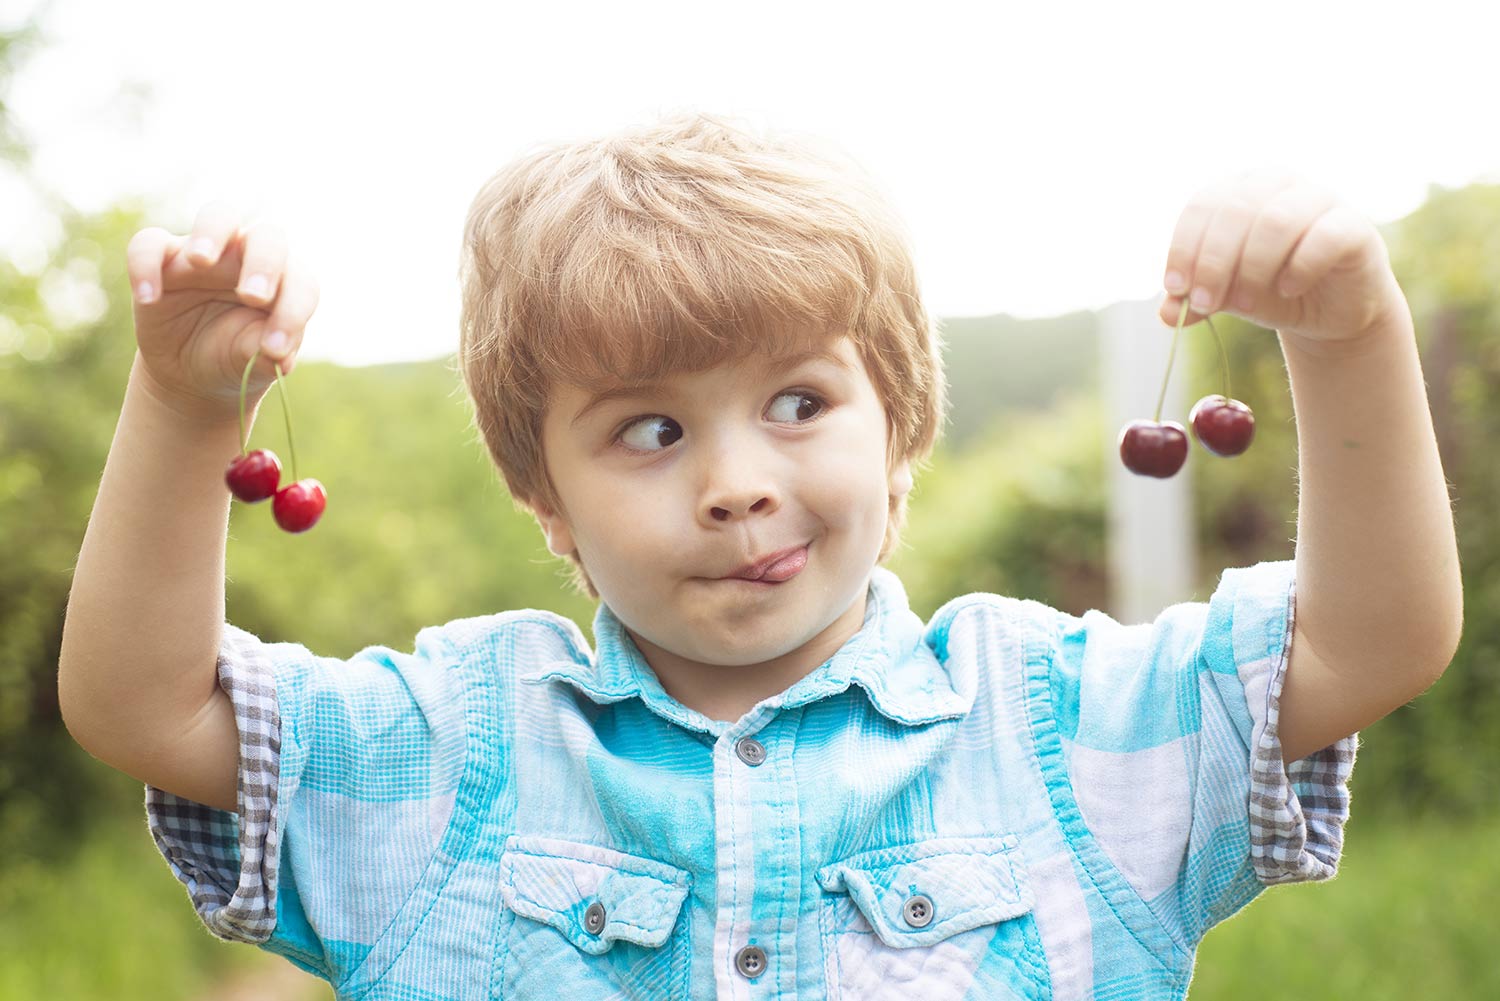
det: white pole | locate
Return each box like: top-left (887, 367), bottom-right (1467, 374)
top-left (1099, 296), bottom-right (1196, 624)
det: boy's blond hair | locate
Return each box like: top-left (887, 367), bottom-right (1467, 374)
top-left (456, 109), bottom-right (947, 599)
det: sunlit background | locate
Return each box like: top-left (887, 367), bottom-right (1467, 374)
top-left (3, 0), bottom-right (1497, 365)
top-left (3, 1), bottom-right (1498, 999)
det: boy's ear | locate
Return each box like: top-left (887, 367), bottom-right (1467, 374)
top-left (888, 456), bottom-right (913, 500)
top-left (532, 503), bottom-right (577, 558)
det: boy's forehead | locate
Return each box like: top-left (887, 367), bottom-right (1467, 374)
top-left (559, 334), bottom-right (861, 424)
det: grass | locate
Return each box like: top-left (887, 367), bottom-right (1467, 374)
top-left (0, 805), bottom-right (266, 1001)
top-left (1189, 812), bottom-right (1500, 998)
top-left (1, 804), bottom-right (1494, 999)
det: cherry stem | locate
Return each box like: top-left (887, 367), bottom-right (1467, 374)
top-left (1205, 315), bottom-right (1231, 400)
top-left (273, 360), bottom-right (297, 481)
top-left (236, 348), bottom-right (297, 480)
top-left (1155, 298), bottom-right (1192, 423)
top-left (238, 350), bottom-right (255, 456)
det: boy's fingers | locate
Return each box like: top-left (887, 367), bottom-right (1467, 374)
top-left (1238, 186), bottom-right (1338, 307)
top-left (184, 200), bottom-right (245, 267)
top-left (1161, 185), bottom-right (1220, 303)
top-left (1184, 196), bottom-right (1257, 316)
top-left (1277, 203), bottom-right (1370, 301)
top-left (235, 222), bottom-right (288, 305)
top-left (125, 226), bottom-right (176, 305)
top-left (259, 258), bottom-right (320, 362)
top-left (1160, 172), bottom-right (1301, 325)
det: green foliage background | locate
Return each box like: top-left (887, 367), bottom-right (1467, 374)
top-left (3, 15), bottom-right (1498, 997)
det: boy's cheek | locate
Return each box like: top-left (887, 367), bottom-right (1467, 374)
top-left (802, 465), bottom-right (890, 527)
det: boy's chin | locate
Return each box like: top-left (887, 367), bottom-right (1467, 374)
top-left (627, 618), bottom-right (819, 669)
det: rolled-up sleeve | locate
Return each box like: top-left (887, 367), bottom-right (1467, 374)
top-left (1233, 564), bottom-right (1357, 885)
top-left (145, 621), bottom-right (467, 984)
top-left (146, 625), bottom-right (281, 943)
top-left (1055, 560), bottom-right (1358, 948)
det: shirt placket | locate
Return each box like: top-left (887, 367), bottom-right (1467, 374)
top-left (711, 705), bottom-right (794, 998)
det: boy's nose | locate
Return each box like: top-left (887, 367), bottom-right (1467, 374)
top-left (709, 494), bottom-right (775, 522)
top-left (697, 426), bottom-right (784, 524)
top-left (700, 452), bottom-right (781, 523)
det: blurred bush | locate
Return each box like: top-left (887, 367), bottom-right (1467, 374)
top-left (1, 201), bottom-right (154, 864)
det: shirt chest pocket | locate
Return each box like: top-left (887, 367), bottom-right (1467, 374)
top-left (816, 835), bottom-right (1052, 1001)
top-left (496, 836), bottom-right (693, 1001)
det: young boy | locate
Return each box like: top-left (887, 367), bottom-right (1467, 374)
top-left (58, 111), bottom-right (1462, 999)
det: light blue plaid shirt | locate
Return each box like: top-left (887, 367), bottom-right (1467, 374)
top-left (148, 560), bottom-right (1355, 999)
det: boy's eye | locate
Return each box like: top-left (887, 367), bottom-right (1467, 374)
top-left (618, 416), bottom-right (683, 453)
top-left (766, 390), bottom-right (825, 423)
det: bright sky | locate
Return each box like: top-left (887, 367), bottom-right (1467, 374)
top-left (4, 0), bottom-right (1499, 367)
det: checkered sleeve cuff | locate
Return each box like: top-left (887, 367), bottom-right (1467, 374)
top-left (1246, 570), bottom-right (1358, 885)
top-left (145, 624), bottom-right (282, 943)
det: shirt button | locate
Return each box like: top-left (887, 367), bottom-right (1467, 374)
top-left (583, 901), bottom-right (606, 935)
top-left (735, 945), bottom-right (768, 978)
top-left (903, 894), bottom-right (934, 928)
top-left (735, 737), bottom-right (767, 767)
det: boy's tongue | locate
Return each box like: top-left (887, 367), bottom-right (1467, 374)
top-left (754, 546), bottom-right (807, 582)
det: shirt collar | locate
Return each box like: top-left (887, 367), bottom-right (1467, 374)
top-left (519, 567), bottom-right (973, 736)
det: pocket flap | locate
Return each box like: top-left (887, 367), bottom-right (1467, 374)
top-left (815, 835), bottom-right (1034, 948)
top-left (500, 836), bottom-right (691, 956)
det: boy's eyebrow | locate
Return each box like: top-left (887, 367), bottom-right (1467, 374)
top-left (569, 346), bottom-right (852, 427)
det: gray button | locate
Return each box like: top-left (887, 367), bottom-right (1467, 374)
top-left (735, 945), bottom-right (767, 978)
top-left (903, 894), bottom-right (934, 928)
top-left (584, 901), bottom-right (606, 935)
top-left (735, 737), bottom-right (767, 767)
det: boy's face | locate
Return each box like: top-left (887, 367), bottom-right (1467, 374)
top-left (534, 332), bottom-right (912, 688)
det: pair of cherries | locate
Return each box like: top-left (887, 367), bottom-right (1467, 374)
top-left (224, 348), bottom-right (327, 531)
top-left (1118, 299), bottom-right (1256, 478)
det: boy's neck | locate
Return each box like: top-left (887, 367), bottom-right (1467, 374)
top-left (625, 589), bottom-right (869, 724)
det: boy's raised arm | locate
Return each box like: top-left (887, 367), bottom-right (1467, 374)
top-left (60, 359), bottom-right (246, 812)
top-left (58, 203), bottom-right (317, 813)
top-left (1156, 170), bottom-right (1464, 763)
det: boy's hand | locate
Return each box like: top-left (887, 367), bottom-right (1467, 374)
top-left (125, 201), bottom-right (319, 425)
top-left (1157, 170), bottom-right (1410, 353)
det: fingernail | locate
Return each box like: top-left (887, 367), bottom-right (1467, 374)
top-left (1164, 270), bottom-right (1186, 294)
top-left (188, 238), bottom-right (216, 263)
top-left (1190, 287), bottom-right (1213, 311)
top-left (240, 274), bottom-right (270, 299)
top-left (263, 330), bottom-right (288, 356)
top-left (135, 280), bottom-right (157, 304)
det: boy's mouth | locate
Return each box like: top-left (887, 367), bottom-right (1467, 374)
top-left (722, 543), bottom-right (809, 583)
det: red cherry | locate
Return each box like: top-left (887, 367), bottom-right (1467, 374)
top-left (272, 479), bottom-right (327, 533)
top-left (225, 449), bottom-right (282, 502)
top-left (1189, 395), bottom-right (1255, 457)
top-left (1118, 420), bottom-right (1189, 478)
